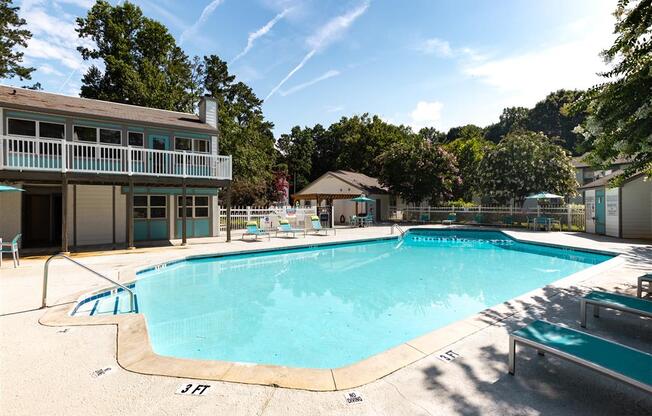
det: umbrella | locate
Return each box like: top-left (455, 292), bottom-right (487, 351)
top-left (525, 192), bottom-right (563, 199)
top-left (0, 185), bottom-right (24, 192)
top-left (350, 195), bottom-right (374, 202)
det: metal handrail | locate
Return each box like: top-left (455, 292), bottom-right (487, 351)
top-left (391, 224), bottom-right (407, 236)
top-left (41, 253), bottom-right (134, 312)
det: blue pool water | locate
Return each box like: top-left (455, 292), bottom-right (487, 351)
top-left (131, 230), bottom-right (612, 369)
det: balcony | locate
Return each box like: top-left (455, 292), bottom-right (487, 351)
top-left (0, 135), bottom-right (232, 180)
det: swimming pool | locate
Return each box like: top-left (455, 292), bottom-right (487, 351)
top-left (75, 230), bottom-right (613, 369)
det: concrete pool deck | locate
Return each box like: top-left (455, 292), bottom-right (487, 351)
top-left (1, 226), bottom-right (651, 415)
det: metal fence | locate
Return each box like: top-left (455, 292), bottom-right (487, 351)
top-left (217, 206), bottom-right (317, 231)
top-left (389, 205), bottom-right (586, 231)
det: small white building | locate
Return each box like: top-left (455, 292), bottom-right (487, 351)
top-left (580, 170), bottom-right (651, 240)
top-left (293, 170), bottom-right (391, 224)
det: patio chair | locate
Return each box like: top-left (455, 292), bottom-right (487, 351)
top-left (362, 213), bottom-right (374, 227)
top-left (580, 291), bottom-right (652, 328)
top-left (0, 233), bottom-right (21, 268)
top-left (531, 216), bottom-right (550, 231)
top-left (242, 221), bottom-right (270, 241)
top-left (442, 213), bottom-right (456, 225)
top-left (276, 219), bottom-right (305, 238)
top-left (308, 215), bottom-right (336, 236)
top-left (508, 320), bottom-right (652, 393)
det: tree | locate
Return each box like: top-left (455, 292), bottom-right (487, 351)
top-left (202, 55), bottom-right (276, 205)
top-left (330, 114), bottom-right (415, 177)
top-left (309, 124), bottom-right (339, 181)
top-left (418, 127), bottom-right (446, 144)
top-left (446, 124), bottom-right (484, 143)
top-left (277, 126), bottom-right (316, 193)
top-left (527, 90), bottom-right (587, 154)
top-left (0, 0), bottom-right (34, 80)
top-left (76, 0), bottom-right (195, 112)
top-left (572, 0), bottom-right (652, 182)
top-left (377, 138), bottom-right (460, 206)
top-left (484, 107), bottom-right (529, 143)
top-left (445, 137), bottom-right (494, 201)
top-left (478, 131), bottom-right (577, 204)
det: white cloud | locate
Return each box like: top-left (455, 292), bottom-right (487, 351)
top-left (53, 0), bottom-right (93, 7)
top-left (415, 38), bottom-right (452, 57)
top-left (280, 69), bottom-right (340, 96)
top-left (38, 63), bottom-right (64, 76)
top-left (462, 5), bottom-right (615, 108)
top-left (180, 0), bottom-right (225, 45)
top-left (231, 8), bottom-right (291, 64)
top-left (265, 1), bottom-right (369, 101)
top-left (325, 104), bottom-right (344, 113)
top-left (409, 101), bottom-right (443, 130)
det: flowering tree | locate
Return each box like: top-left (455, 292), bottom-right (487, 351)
top-left (377, 139), bottom-right (460, 206)
top-left (445, 136), bottom-right (494, 201)
top-left (478, 131), bottom-right (577, 204)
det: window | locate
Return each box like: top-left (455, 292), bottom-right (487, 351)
top-left (40, 122), bottom-right (65, 139)
top-left (193, 139), bottom-right (209, 153)
top-left (128, 131), bottom-right (144, 147)
top-left (175, 137), bottom-right (192, 151)
top-left (74, 126), bottom-right (97, 142)
top-left (175, 136), bottom-right (209, 153)
top-left (177, 195), bottom-right (209, 218)
top-left (7, 118), bottom-right (36, 136)
top-left (99, 128), bottom-right (121, 145)
top-left (134, 195), bottom-right (167, 219)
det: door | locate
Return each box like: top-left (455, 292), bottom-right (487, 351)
top-left (595, 189), bottom-right (606, 234)
top-left (375, 199), bottom-right (382, 222)
top-left (22, 190), bottom-right (62, 248)
top-left (147, 135), bottom-right (170, 174)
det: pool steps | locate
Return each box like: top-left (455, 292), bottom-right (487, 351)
top-left (71, 286), bottom-right (137, 317)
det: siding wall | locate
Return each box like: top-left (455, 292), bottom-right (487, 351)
top-left (75, 185), bottom-right (114, 246)
top-left (621, 177), bottom-right (652, 239)
top-left (0, 185), bottom-right (22, 243)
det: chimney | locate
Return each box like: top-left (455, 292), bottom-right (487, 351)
top-left (199, 95), bottom-right (218, 129)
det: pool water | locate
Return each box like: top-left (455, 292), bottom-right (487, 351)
top-left (134, 230), bottom-right (612, 369)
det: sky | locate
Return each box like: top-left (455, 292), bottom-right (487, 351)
top-left (10, 0), bottom-right (618, 136)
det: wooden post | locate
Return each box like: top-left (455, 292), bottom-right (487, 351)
top-left (226, 185), bottom-right (232, 242)
top-left (61, 175), bottom-right (69, 254)
top-left (181, 180), bottom-right (188, 246)
top-left (127, 178), bottom-right (135, 249)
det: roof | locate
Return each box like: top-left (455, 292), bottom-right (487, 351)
top-left (0, 85), bottom-right (217, 134)
top-left (294, 170), bottom-right (388, 198)
top-left (578, 169), bottom-right (647, 190)
top-left (329, 170), bottom-right (388, 194)
top-left (572, 153), bottom-right (632, 168)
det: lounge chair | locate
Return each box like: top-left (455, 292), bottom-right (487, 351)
top-left (419, 213), bottom-right (430, 223)
top-left (509, 320), bottom-right (652, 393)
top-left (442, 213), bottom-right (456, 225)
top-left (637, 273), bottom-right (651, 298)
top-left (0, 233), bottom-right (21, 268)
top-left (580, 291), bottom-right (652, 328)
top-left (502, 216), bottom-right (514, 227)
top-left (308, 215), bottom-right (336, 235)
top-left (242, 221), bottom-right (270, 241)
top-left (275, 219), bottom-right (305, 238)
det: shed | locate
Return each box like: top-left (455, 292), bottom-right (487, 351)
top-left (579, 170), bottom-right (651, 240)
top-left (293, 170), bottom-right (390, 224)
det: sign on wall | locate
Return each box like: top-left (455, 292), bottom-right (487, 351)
top-left (605, 188), bottom-right (620, 238)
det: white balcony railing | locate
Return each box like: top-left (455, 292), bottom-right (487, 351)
top-left (0, 135), bottom-right (232, 180)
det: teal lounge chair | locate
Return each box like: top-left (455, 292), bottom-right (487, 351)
top-left (509, 320), bottom-right (652, 393)
top-left (442, 212), bottom-right (456, 225)
top-left (580, 291), bottom-right (652, 328)
top-left (276, 219), bottom-right (305, 238)
top-left (242, 221), bottom-right (270, 241)
top-left (308, 215), bottom-right (336, 235)
top-left (0, 233), bottom-right (21, 268)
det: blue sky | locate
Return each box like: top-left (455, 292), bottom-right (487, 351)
top-left (12, 0), bottom-right (616, 135)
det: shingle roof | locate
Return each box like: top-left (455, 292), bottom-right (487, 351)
top-left (572, 153), bottom-right (632, 168)
top-left (578, 169), bottom-right (647, 190)
top-left (0, 85), bottom-right (216, 133)
top-left (329, 170), bottom-right (388, 194)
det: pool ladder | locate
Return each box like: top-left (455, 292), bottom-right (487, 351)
top-left (41, 253), bottom-right (135, 313)
top-left (391, 224), bottom-right (407, 237)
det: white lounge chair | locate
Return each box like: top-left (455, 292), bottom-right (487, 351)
top-left (276, 219), bottom-right (305, 238)
top-left (308, 215), bottom-right (336, 235)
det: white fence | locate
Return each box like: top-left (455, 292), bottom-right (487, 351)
top-left (0, 135), bottom-right (232, 180)
top-left (389, 205), bottom-right (586, 231)
top-left (218, 206), bottom-right (318, 231)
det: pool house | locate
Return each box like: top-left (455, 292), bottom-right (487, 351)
top-left (0, 86), bottom-right (232, 251)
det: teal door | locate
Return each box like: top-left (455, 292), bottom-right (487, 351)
top-left (147, 135), bottom-right (171, 174)
top-left (595, 189), bottom-right (606, 234)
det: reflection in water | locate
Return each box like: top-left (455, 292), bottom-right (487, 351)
top-left (135, 235), bottom-right (611, 368)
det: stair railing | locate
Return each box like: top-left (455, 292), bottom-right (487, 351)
top-left (41, 253), bottom-right (134, 313)
top-left (391, 223), bottom-right (407, 236)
